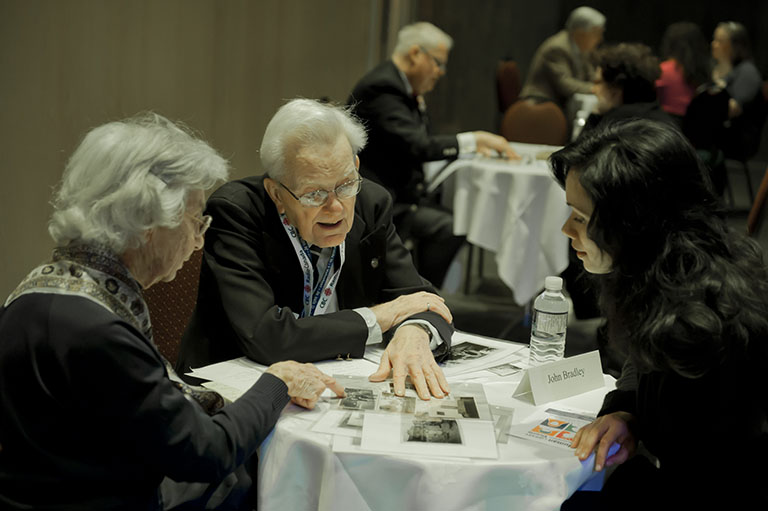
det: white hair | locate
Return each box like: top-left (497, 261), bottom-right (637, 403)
top-left (260, 99), bottom-right (367, 182)
top-left (392, 22), bottom-right (453, 57)
top-left (49, 112), bottom-right (229, 253)
top-left (566, 6), bottom-right (606, 31)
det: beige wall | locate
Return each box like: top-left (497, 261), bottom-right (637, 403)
top-left (0, 0), bottom-right (383, 298)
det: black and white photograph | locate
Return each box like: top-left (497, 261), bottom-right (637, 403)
top-left (487, 362), bottom-right (524, 377)
top-left (338, 388), bottom-right (376, 411)
top-left (405, 419), bottom-right (463, 444)
top-left (377, 392), bottom-right (417, 414)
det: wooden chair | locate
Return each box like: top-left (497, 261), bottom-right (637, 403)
top-left (747, 167), bottom-right (768, 252)
top-left (143, 249), bottom-right (203, 365)
top-left (501, 99), bottom-right (568, 146)
top-left (496, 60), bottom-right (521, 114)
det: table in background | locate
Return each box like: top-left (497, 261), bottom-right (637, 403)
top-left (444, 142), bottom-right (570, 305)
top-left (256, 334), bottom-right (614, 511)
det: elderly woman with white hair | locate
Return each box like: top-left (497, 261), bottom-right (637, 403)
top-left (0, 113), bottom-right (344, 510)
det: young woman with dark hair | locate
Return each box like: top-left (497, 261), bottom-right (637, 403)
top-left (554, 119), bottom-right (768, 509)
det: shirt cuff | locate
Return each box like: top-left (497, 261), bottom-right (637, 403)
top-left (398, 319), bottom-right (444, 351)
top-left (456, 131), bottom-right (477, 157)
top-left (353, 307), bottom-right (383, 345)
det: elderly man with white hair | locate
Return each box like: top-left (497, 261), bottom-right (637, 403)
top-left (520, 6), bottom-right (606, 110)
top-left (178, 98), bottom-right (455, 400)
top-left (0, 113), bottom-right (344, 510)
top-left (348, 22), bottom-right (518, 288)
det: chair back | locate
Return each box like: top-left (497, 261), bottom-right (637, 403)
top-left (747, 167), bottom-right (768, 251)
top-left (501, 99), bottom-right (568, 146)
top-left (143, 249), bottom-right (203, 364)
top-left (496, 60), bottom-right (521, 113)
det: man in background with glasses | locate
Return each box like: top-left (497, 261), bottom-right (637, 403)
top-left (177, 99), bottom-right (453, 400)
top-left (348, 22), bottom-right (517, 289)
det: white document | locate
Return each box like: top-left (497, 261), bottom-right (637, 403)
top-left (360, 413), bottom-right (498, 459)
top-left (311, 409), bottom-right (365, 438)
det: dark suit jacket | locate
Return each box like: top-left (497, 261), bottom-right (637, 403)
top-left (177, 177), bottom-right (453, 373)
top-left (0, 293), bottom-right (288, 510)
top-left (348, 60), bottom-right (459, 205)
top-left (520, 30), bottom-right (595, 110)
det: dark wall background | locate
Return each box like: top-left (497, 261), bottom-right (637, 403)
top-left (416, 0), bottom-right (768, 160)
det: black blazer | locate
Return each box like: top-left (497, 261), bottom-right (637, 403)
top-left (348, 60), bottom-right (459, 204)
top-left (0, 293), bottom-right (288, 510)
top-left (177, 177), bottom-right (452, 373)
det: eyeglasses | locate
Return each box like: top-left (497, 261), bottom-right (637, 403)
top-left (186, 213), bottom-right (213, 237)
top-left (279, 175), bottom-right (363, 208)
top-left (419, 46), bottom-right (447, 72)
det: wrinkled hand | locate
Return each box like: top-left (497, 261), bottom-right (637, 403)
top-left (572, 411), bottom-right (637, 472)
top-left (368, 324), bottom-right (450, 400)
top-left (370, 291), bottom-right (452, 333)
top-left (474, 131), bottom-right (520, 160)
top-left (266, 361), bottom-right (345, 409)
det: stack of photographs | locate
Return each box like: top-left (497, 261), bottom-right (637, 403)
top-left (313, 376), bottom-right (501, 459)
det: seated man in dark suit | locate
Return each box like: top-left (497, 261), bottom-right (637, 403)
top-left (178, 98), bottom-right (454, 399)
top-left (348, 22), bottom-right (517, 287)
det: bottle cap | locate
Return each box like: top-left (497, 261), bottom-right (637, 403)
top-left (544, 276), bottom-right (563, 291)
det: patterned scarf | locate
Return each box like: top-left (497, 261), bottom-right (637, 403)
top-left (5, 243), bottom-right (225, 415)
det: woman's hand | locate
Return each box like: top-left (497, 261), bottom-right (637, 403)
top-left (266, 361), bottom-right (345, 409)
top-left (571, 411), bottom-right (637, 471)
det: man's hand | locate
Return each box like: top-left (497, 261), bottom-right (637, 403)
top-left (571, 411), bottom-right (637, 471)
top-left (368, 324), bottom-right (450, 400)
top-left (266, 361), bottom-right (345, 409)
top-left (370, 291), bottom-right (452, 333)
top-left (473, 131), bottom-right (521, 160)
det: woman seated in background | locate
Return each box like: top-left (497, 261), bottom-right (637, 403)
top-left (711, 21), bottom-right (764, 160)
top-left (0, 113), bottom-right (344, 510)
top-left (555, 119), bottom-right (767, 509)
top-left (655, 21), bottom-right (711, 120)
top-left (583, 42), bottom-right (674, 133)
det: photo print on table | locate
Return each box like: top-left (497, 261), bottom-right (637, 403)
top-left (404, 419), bottom-right (463, 444)
top-left (416, 396), bottom-right (480, 420)
top-left (378, 392), bottom-right (416, 414)
top-left (487, 362), bottom-right (524, 377)
top-left (441, 342), bottom-right (497, 368)
top-left (338, 388), bottom-right (376, 410)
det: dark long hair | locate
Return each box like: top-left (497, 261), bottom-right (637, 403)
top-left (660, 21), bottom-right (711, 88)
top-left (550, 119), bottom-right (768, 377)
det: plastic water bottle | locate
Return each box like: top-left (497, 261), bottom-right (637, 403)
top-left (529, 276), bottom-right (568, 365)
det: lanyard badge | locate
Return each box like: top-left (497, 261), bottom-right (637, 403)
top-left (279, 214), bottom-right (345, 317)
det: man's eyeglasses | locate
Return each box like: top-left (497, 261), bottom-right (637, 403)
top-left (279, 175), bottom-right (363, 208)
top-left (419, 46), bottom-right (447, 72)
top-left (186, 213), bottom-right (213, 237)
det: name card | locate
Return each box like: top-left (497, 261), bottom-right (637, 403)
top-left (513, 351), bottom-right (604, 405)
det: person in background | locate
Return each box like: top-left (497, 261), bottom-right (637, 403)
top-left (711, 21), bottom-right (764, 160)
top-left (178, 98), bottom-right (455, 401)
top-left (555, 119), bottom-right (768, 510)
top-left (562, 42), bottom-right (672, 350)
top-left (0, 113), bottom-right (344, 510)
top-left (348, 22), bottom-right (517, 288)
top-left (520, 6), bottom-right (606, 112)
top-left (655, 21), bottom-right (711, 121)
top-left (583, 42), bottom-right (673, 131)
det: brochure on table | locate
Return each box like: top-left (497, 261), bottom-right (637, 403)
top-left (508, 408), bottom-right (596, 450)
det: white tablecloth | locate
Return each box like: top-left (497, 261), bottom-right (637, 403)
top-left (257, 337), bottom-right (615, 511)
top-left (449, 143), bottom-right (570, 305)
